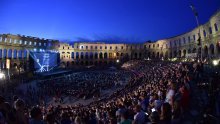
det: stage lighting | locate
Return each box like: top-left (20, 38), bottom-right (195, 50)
top-left (213, 60), bottom-right (219, 66)
top-left (0, 72), bottom-right (5, 79)
top-left (116, 59), bottom-right (120, 63)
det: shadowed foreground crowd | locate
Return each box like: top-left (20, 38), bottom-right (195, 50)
top-left (0, 60), bottom-right (219, 124)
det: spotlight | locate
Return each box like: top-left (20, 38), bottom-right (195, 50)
top-left (213, 60), bottom-right (219, 66)
top-left (0, 72), bottom-right (5, 79)
top-left (116, 59), bottom-right (120, 63)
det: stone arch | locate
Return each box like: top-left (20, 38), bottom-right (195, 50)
top-left (76, 52), bottom-right (79, 59)
top-left (90, 52), bottom-right (93, 59)
top-left (85, 61), bottom-right (89, 65)
top-left (3, 49), bottom-right (7, 58)
top-left (125, 53), bottom-right (129, 60)
top-left (116, 52), bottom-right (120, 57)
top-left (134, 53), bottom-right (138, 59)
top-left (198, 47), bottom-right (202, 54)
top-left (99, 52), bottom-right (103, 59)
top-left (183, 49), bottom-right (186, 57)
top-left (104, 61), bottom-right (107, 65)
top-left (188, 49), bottom-right (191, 54)
top-left (99, 61), bottom-right (102, 65)
top-left (60, 62), bottom-right (66, 68)
top-left (75, 61), bottom-right (79, 65)
top-left (109, 61), bottom-right (113, 65)
top-left (18, 50), bottom-right (22, 59)
top-left (0, 49), bottom-right (2, 58)
top-left (80, 52), bottom-right (84, 59)
top-left (209, 44), bottom-right (215, 56)
top-left (148, 52), bottom-right (151, 58)
top-left (192, 48), bottom-right (196, 53)
top-left (23, 49), bottom-right (27, 59)
top-left (203, 45), bottom-right (208, 57)
top-left (89, 61), bottom-right (93, 65)
top-left (156, 52), bottom-right (159, 58)
top-left (13, 63), bottom-right (18, 68)
top-left (139, 53), bottom-right (142, 59)
top-left (94, 61), bottom-right (98, 65)
top-left (173, 51), bottom-right (177, 58)
top-left (71, 61), bottom-right (75, 66)
top-left (178, 50), bottom-right (181, 58)
top-left (85, 52), bottom-right (89, 59)
top-left (216, 42), bottom-right (220, 54)
top-left (131, 53), bottom-right (134, 59)
top-left (121, 53), bottom-right (124, 57)
top-left (13, 49), bottom-right (17, 59)
top-left (8, 49), bottom-right (12, 59)
top-left (152, 52), bottom-right (155, 58)
top-left (160, 52), bottom-right (163, 58)
top-left (109, 52), bottom-right (113, 58)
top-left (169, 52), bottom-right (172, 58)
top-left (71, 52), bottom-right (74, 59)
top-left (165, 51), bottom-right (168, 58)
top-left (66, 61), bottom-right (70, 67)
top-left (80, 61), bottom-right (84, 65)
top-left (95, 52), bottom-right (98, 59)
top-left (104, 52), bottom-right (107, 59)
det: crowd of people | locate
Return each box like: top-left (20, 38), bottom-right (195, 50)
top-left (21, 70), bottom-right (133, 106)
top-left (0, 60), bottom-right (219, 124)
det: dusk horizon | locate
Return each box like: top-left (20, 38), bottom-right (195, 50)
top-left (0, 0), bottom-right (220, 43)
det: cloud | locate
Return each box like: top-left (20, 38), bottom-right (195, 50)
top-left (69, 34), bottom-right (145, 44)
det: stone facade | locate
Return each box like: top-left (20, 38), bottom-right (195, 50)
top-left (57, 42), bottom-right (144, 66)
top-left (144, 10), bottom-right (220, 60)
top-left (0, 34), bottom-right (59, 70)
top-left (0, 10), bottom-right (220, 69)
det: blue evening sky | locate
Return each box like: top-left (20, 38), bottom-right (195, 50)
top-left (0, 0), bottom-right (219, 43)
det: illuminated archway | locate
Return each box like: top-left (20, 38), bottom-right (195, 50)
top-left (104, 52), bottom-right (107, 59)
top-left (203, 46), bottom-right (208, 57)
top-left (99, 52), bottom-right (103, 59)
top-left (183, 49), bottom-right (186, 57)
top-left (209, 44), bottom-right (214, 56)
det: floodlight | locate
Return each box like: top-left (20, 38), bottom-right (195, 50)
top-left (0, 72), bottom-right (5, 79)
top-left (213, 60), bottom-right (219, 66)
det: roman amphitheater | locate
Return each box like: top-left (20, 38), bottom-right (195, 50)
top-left (0, 10), bottom-right (219, 70)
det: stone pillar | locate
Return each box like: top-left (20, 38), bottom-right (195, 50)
top-left (12, 49), bottom-right (14, 59)
top-left (27, 51), bottom-right (29, 60)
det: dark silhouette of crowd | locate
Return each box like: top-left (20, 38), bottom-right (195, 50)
top-left (0, 60), bottom-right (219, 124)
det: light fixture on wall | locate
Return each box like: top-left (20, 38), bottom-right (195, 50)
top-left (0, 72), bottom-right (5, 79)
top-left (213, 60), bottom-right (219, 66)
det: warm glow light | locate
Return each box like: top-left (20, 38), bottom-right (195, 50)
top-left (114, 53), bottom-right (116, 57)
top-left (0, 73), bottom-right (5, 79)
top-left (213, 60), bottom-right (219, 66)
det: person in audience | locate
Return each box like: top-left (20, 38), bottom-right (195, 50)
top-left (133, 105), bottom-right (146, 124)
top-left (30, 106), bottom-right (44, 124)
top-left (150, 111), bottom-right (160, 124)
top-left (45, 112), bottom-right (56, 124)
top-left (120, 110), bottom-right (132, 124)
top-left (160, 103), bottom-right (172, 124)
top-left (15, 99), bottom-right (29, 124)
